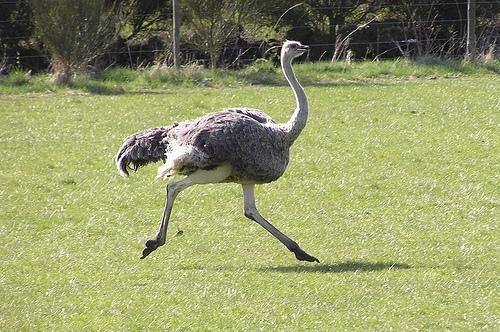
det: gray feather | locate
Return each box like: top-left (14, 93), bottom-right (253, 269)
top-left (116, 124), bottom-right (178, 176)
top-left (173, 108), bottom-right (289, 182)
top-left (116, 107), bottom-right (291, 183)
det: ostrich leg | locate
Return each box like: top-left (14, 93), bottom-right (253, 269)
top-left (140, 177), bottom-right (192, 259)
top-left (242, 184), bottom-right (319, 263)
top-left (141, 164), bottom-right (232, 259)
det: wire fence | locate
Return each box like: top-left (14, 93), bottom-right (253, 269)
top-left (0, 38), bottom-right (465, 60)
top-left (1, 1), bottom-right (499, 68)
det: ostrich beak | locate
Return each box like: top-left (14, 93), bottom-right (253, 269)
top-left (298, 45), bottom-right (309, 52)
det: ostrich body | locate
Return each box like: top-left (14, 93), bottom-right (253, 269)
top-left (116, 41), bottom-right (318, 262)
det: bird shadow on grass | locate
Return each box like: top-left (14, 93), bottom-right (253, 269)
top-left (259, 261), bottom-right (411, 274)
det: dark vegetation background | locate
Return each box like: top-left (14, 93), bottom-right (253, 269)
top-left (1, 0), bottom-right (499, 74)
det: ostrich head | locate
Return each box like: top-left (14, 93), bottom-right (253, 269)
top-left (281, 40), bottom-right (309, 63)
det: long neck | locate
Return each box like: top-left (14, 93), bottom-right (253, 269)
top-left (281, 57), bottom-right (308, 145)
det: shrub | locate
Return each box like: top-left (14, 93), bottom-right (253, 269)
top-left (31, 0), bottom-right (122, 85)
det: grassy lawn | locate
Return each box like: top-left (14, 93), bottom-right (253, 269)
top-left (0, 67), bottom-right (498, 329)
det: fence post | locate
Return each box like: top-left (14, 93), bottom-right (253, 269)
top-left (172, 0), bottom-right (180, 69)
top-left (466, 0), bottom-right (476, 60)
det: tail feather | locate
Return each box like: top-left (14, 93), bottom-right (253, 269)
top-left (116, 124), bottom-right (177, 177)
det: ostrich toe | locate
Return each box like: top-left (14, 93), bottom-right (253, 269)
top-left (293, 248), bottom-right (320, 263)
top-left (140, 239), bottom-right (162, 259)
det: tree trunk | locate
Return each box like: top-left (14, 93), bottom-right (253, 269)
top-left (209, 50), bottom-right (218, 68)
top-left (52, 58), bottom-right (73, 85)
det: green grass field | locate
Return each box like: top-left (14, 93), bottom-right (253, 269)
top-left (0, 63), bottom-right (499, 330)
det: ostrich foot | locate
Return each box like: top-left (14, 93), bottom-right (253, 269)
top-left (292, 247), bottom-right (320, 263)
top-left (140, 239), bottom-right (164, 259)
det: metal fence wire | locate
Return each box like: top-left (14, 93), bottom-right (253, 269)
top-left (0, 1), bottom-right (498, 70)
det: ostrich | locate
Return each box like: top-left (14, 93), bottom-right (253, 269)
top-left (116, 40), bottom-right (319, 263)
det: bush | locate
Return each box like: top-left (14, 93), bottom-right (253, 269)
top-left (31, 0), bottom-right (122, 85)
